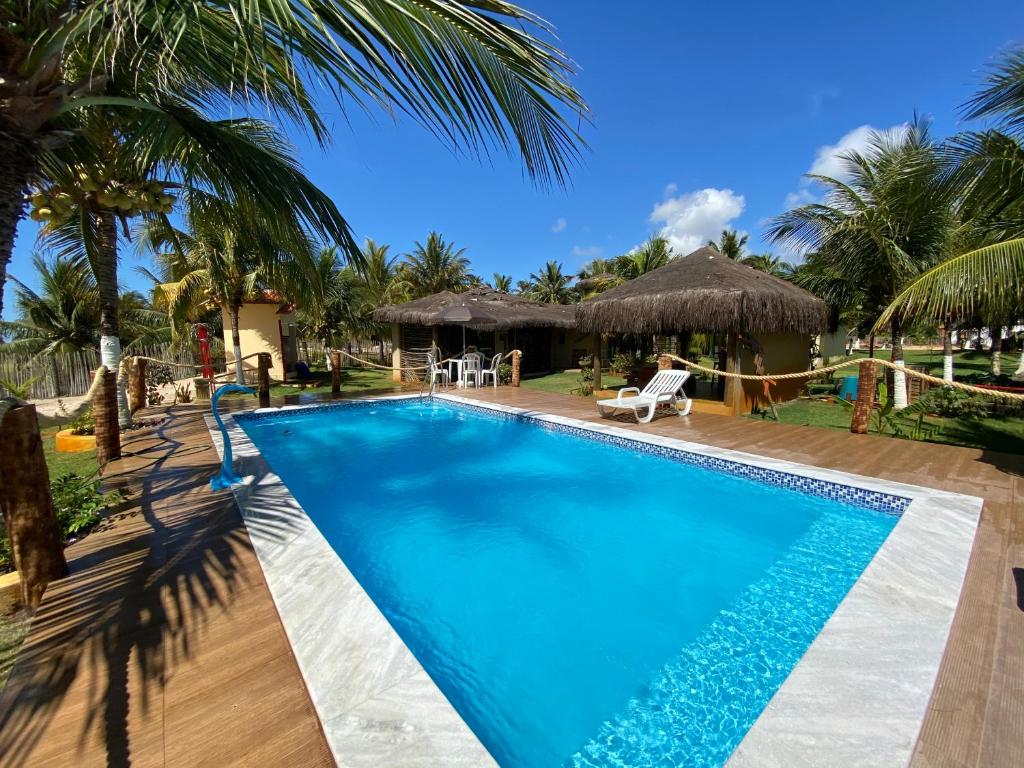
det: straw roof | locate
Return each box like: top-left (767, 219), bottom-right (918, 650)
top-left (575, 246), bottom-right (828, 335)
top-left (373, 287), bottom-right (576, 330)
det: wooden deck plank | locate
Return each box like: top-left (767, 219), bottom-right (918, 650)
top-left (1, 387), bottom-right (1020, 767)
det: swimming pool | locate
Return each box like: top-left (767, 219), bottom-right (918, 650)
top-left (235, 398), bottom-right (905, 767)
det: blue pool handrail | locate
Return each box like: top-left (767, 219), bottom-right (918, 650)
top-left (211, 384), bottom-right (256, 490)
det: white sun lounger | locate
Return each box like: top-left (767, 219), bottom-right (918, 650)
top-left (596, 369), bottom-right (692, 423)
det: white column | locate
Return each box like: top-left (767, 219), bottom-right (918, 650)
top-left (892, 357), bottom-right (908, 410)
top-left (100, 335), bottom-right (132, 427)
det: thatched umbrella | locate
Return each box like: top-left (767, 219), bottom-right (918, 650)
top-left (575, 246), bottom-right (827, 335)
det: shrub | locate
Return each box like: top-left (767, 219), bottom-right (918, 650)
top-left (174, 382), bottom-right (194, 403)
top-left (147, 363), bottom-right (174, 406)
top-left (498, 363), bottom-right (513, 385)
top-left (610, 353), bottom-right (636, 375)
top-left (50, 473), bottom-right (124, 541)
top-left (68, 407), bottom-right (95, 436)
top-left (574, 355), bottom-right (594, 396)
top-left (919, 388), bottom-right (991, 420)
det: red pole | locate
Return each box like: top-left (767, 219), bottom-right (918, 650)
top-left (196, 324), bottom-right (213, 379)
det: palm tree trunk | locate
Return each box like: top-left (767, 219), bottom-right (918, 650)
top-left (890, 316), bottom-right (908, 410)
top-left (229, 303), bottom-right (244, 384)
top-left (942, 324), bottom-right (954, 382)
top-left (95, 211), bottom-right (132, 431)
top-left (991, 324), bottom-right (1003, 376)
top-left (0, 148), bottom-right (34, 325)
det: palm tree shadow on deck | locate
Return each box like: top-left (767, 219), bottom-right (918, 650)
top-left (0, 404), bottom-right (305, 767)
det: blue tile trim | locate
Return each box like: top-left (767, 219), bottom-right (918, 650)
top-left (235, 396), bottom-right (911, 516)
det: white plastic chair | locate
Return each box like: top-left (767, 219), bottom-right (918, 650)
top-left (480, 353), bottom-right (503, 388)
top-left (461, 352), bottom-right (482, 388)
top-left (427, 351), bottom-right (449, 387)
top-left (596, 370), bottom-right (692, 423)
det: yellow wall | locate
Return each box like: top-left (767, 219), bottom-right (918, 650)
top-left (735, 332), bottom-right (811, 414)
top-left (222, 304), bottom-right (291, 379)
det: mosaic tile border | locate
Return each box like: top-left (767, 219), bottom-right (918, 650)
top-left (235, 394), bottom-right (909, 515)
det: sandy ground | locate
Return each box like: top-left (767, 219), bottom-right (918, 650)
top-left (30, 378), bottom-right (192, 426)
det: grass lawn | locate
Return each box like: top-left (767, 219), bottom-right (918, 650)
top-left (0, 610), bottom-right (29, 692)
top-left (751, 397), bottom-right (1024, 454)
top-left (270, 367), bottom-right (398, 397)
top-left (840, 348), bottom-right (1022, 380)
top-left (41, 424), bottom-right (98, 479)
top-left (521, 370), bottom-right (627, 396)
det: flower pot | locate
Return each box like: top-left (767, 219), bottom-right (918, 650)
top-left (55, 429), bottom-right (96, 453)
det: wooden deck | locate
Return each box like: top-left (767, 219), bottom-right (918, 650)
top-left (0, 387), bottom-right (1020, 767)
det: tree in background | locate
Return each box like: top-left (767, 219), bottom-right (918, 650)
top-left (707, 229), bottom-right (749, 260)
top-left (616, 236), bottom-right (673, 280)
top-left (492, 273), bottom-right (513, 293)
top-left (875, 51), bottom-right (1024, 378)
top-left (527, 260), bottom-right (576, 304)
top-left (403, 233), bottom-right (472, 297)
top-left (140, 194), bottom-right (315, 384)
top-left (770, 121), bottom-right (954, 408)
top-left (741, 252), bottom-right (795, 277)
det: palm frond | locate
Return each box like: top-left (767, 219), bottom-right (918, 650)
top-left (875, 238), bottom-right (1024, 328)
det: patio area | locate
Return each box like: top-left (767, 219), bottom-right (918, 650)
top-left (0, 387), bottom-right (1020, 767)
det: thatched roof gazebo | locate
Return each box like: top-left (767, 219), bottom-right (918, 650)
top-left (576, 246), bottom-right (828, 415)
top-left (576, 246), bottom-right (827, 335)
top-left (374, 287), bottom-right (582, 380)
top-left (374, 287), bottom-right (575, 330)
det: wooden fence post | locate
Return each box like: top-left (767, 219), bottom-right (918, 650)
top-left (330, 350), bottom-right (342, 394)
top-left (257, 353), bottom-right (272, 407)
top-left (0, 403), bottom-right (69, 610)
top-left (511, 350), bottom-right (522, 387)
top-left (850, 359), bottom-right (877, 435)
top-left (93, 369), bottom-right (121, 465)
top-left (128, 357), bottom-right (148, 414)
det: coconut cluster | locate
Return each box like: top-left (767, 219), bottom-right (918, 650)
top-left (29, 168), bottom-right (176, 223)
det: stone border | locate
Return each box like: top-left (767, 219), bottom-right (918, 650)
top-left (210, 393), bottom-right (983, 768)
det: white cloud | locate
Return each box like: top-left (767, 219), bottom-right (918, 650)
top-left (786, 122), bottom-right (908, 207)
top-left (551, 217), bottom-right (567, 233)
top-left (570, 244), bottom-right (603, 260)
top-left (649, 187), bottom-right (746, 254)
top-left (663, 182), bottom-right (678, 197)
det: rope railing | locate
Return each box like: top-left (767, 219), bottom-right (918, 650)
top-left (332, 347), bottom-right (523, 375)
top-left (661, 353), bottom-right (1024, 402)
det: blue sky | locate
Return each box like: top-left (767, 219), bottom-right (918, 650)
top-left (6, 0), bottom-right (1024, 315)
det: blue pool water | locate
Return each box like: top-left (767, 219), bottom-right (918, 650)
top-left (238, 400), bottom-right (899, 767)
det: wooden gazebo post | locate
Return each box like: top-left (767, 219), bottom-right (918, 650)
top-left (724, 330), bottom-right (743, 416)
top-left (592, 334), bottom-right (602, 391)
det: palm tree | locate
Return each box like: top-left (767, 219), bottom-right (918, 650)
top-left (142, 196), bottom-right (314, 384)
top-left (708, 230), bottom-right (749, 260)
top-left (575, 256), bottom-right (622, 298)
top-left (403, 233), bottom-right (471, 297)
top-left (875, 53), bottom-right (1024, 345)
top-left (741, 252), bottom-right (796, 277)
top-left (296, 247), bottom-right (362, 356)
top-left (0, 0), bottom-right (589, 321)
top-left (616, 236), bottom-right (673, 280)
top-left (528, 260), bottom-right (575, 304)
top-left (353, 240), bottom-right (410, 361)
top-left (492, 273), bottom-right (513, 293)
top-left (769, 121), bottom-right (954, 408)
top-left (1, 254), bottom-right (100, 358)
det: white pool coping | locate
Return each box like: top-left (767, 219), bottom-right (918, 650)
top-left (207, 392), bottom-right (983, 768)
